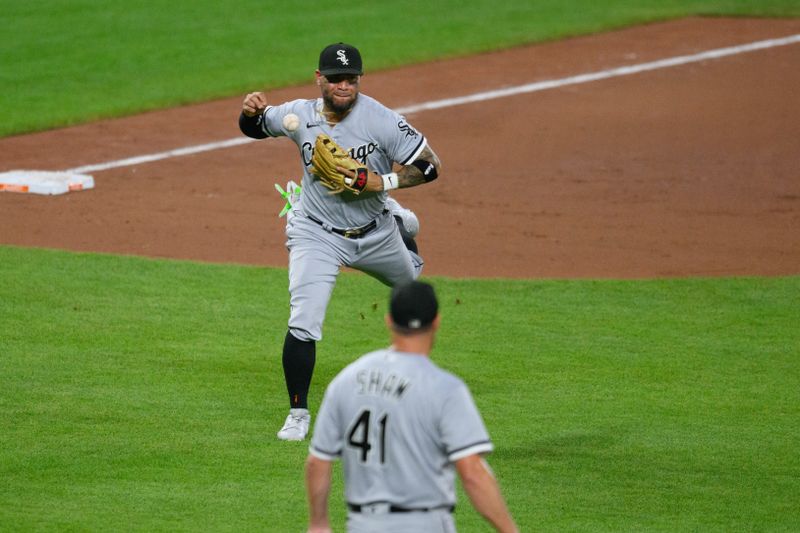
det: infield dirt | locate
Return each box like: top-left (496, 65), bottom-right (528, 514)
top-left (1, 17), bottom-right (798, 279)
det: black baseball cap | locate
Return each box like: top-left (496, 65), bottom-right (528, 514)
top-left (319, 43), bottom-right (363, 76)
top-left (390, 281), bottom-right (439, 331)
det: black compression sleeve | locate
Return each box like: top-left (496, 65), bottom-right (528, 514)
top-left (238, 111), bottom-right (268, 139)
top-left (282, 330), bottom-right (316, 409)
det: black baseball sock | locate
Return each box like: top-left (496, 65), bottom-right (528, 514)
top-left (282, 330), bottom-right (316, 409)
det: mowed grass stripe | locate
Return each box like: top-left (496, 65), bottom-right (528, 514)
top-left (1, 246), bottom-right (798, 530)
top-left (3, 0), bottom-right (800, 136)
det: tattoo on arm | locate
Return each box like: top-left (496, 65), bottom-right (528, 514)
top-left (396, 145), bottom-right (441, 188)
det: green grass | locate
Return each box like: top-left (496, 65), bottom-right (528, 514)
top-left (2, 0), bottom-right (799, 137)
top-left (1, 246), bottom-right (798, 531)
top-left (3, 2), bottom-right (800, 529)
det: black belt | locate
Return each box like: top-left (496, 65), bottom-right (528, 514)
top-left (347, 502), bottom-right (454, 514)
top-left (307, 214), bottom-right (379, 239)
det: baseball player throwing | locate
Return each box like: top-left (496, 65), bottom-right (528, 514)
top-left (239, 43), bottom-right (441, 441)
top-left (306, 281), bottom-right (518, 533)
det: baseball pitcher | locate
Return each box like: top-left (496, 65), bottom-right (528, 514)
top-left (239, 43), bottom-right (442, 441)
top-left (306, 281), bottom-right (518, 533)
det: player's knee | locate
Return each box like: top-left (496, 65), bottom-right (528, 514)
top-left (394, 215), bottom-right (419, 254)
top-left (287, 326), bottom-right (321, 343)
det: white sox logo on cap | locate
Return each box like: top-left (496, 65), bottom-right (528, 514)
top-left (319, 43), bottom-right (362, 75)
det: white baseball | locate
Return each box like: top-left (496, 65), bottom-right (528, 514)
top-left (282, 113), bottom-right (300, 132)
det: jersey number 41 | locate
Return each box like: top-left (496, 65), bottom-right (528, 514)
top-left (347, 409), bottom-right (388, 464)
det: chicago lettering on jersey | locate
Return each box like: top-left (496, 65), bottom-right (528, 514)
top-left (349, 142), bottom-right (379, 164)
top-left (302, 141), bottom-right (314, 166)
top-left (302, 141), bottom-right (379, 167)
top-left (356, 369), bottom-right (411, 399)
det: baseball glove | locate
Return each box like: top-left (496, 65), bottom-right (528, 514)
top-left (311, 134), bottom-right (369, 194)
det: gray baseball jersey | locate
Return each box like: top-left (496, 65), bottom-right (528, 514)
top-left (309, 348), bottom-right (494, 510)
top-left (257, 94), bottom-right (427, 342)
top-left (261, 94), bottom-right (427, 229)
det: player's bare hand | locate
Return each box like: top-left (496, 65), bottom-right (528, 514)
top-left (242, 92), bottom-right (268, 117)
top-left (336, 166), bottom-right (382, 193)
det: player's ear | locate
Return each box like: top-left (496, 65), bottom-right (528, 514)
top-left (315, 70), bottom-right (323, 86)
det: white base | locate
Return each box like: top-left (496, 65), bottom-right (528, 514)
top-left (0, 170), bottom-right (95, 195)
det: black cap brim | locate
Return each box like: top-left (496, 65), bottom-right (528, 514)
top-left (319, 67), bottom-right (363, 76)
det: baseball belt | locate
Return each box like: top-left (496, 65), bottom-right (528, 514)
top-left (307, 211), bottom-right (386, 239)
top-left (347, 502), bottom-right (455, 514)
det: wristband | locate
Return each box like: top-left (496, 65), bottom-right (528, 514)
top-left (381, 172), bottom-right (399, 191)
top-left (411, 159), bottom-right (438, 182)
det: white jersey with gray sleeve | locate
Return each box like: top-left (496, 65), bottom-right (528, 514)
top-left (309, 349), bottom-right (493, 509)
top-left (260, 94), bottom-right (427, 229)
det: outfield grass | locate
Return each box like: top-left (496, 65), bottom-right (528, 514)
top-left (3, 1), bottom-right (800, 529)
top-left (1, 246), bottom-right (798, 531)
top-left (1, 0), bottom-right (799, 137)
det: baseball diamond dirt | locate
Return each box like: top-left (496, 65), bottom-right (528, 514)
top-left (1, 17), bottom-right (799, 279)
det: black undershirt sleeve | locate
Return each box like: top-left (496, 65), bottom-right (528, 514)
top-left (239, 111), bottom-right (268, 139)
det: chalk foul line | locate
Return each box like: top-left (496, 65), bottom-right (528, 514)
top-left (65, 33), bottom-right (800, 175)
